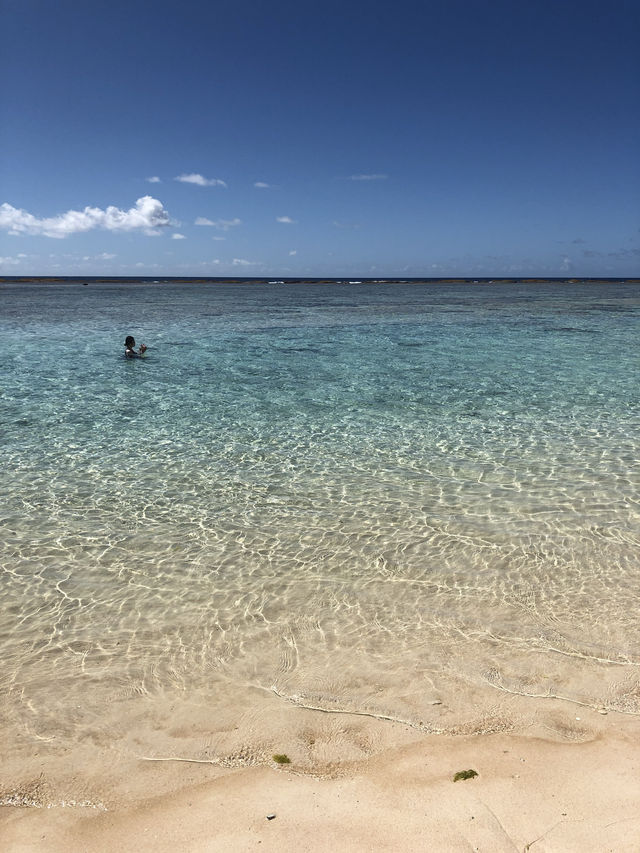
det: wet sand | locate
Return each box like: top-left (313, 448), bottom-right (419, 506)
top-left (3, 723), bottom-right (639, 852)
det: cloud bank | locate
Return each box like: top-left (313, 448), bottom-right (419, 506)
top-left (175, 173), bottom-right (227, 187)
top-left (0, 196), bottom-right (171, 238)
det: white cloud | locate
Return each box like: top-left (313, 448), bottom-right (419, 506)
top-left (212, 236), bottom-right (226, 241)
top-left (289, 249), bottom-right (297, 255)
top-left (195, 217), bottom-right (241, 230)
top-left (79, 252), bottom-right (117, 261)
top-left (348, 174), bottom-right (388, 181)
top-left (0, 196), bottom-right (171, 238)
top-left (232, 258), bottom-right (258, 266)
top-left (276, 216), bottom-right (296, 224)
top-left (0, 255), bottom-right (22, 265)
top-left (175, 173), bottom-right (227, 187)
top-left (146, 176), bottom-right (161, 183)
top-left (254, 181), bottom-right (271, 188)
top-left (172, 233), bottom-right (186, 240)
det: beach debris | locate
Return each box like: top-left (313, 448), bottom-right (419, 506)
top-left (272, 754), bottom-right (291, 765)
top-left (266, 813), bottom-right (276, 820)
top-left (453, 769), bottom-right (478, 782)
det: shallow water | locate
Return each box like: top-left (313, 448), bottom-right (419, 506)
top-left (1, 280), bottom-right (639, 798)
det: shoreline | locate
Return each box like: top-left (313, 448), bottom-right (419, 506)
top-left (2, 721), bottom-right (639, 851)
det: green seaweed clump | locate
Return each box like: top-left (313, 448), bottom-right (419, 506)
top-left (272, 754), bottom-right (291, 765)
top-left (453, 769), bottom-right (478, 782)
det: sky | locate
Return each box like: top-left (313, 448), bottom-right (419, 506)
top-left (1, 0), bottom-right (639, 277)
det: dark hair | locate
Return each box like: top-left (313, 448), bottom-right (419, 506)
top-left (125, 336), bottom-right (135, 348)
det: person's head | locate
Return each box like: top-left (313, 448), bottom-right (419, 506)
top-left (125, 335), bottom-right (135, 348)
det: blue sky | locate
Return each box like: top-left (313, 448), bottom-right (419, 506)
top-left (1, 0), bottom-right (638, 277)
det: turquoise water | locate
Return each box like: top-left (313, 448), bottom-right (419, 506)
top-left (1, 281), bottom-right (639, 792)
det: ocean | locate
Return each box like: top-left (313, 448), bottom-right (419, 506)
top-left (1, 280), bottom-right (639, 803)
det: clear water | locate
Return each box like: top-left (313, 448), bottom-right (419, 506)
top-left (1, 281), bottom-right (639, 797)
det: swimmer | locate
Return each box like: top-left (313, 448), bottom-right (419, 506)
top-left (124, 335), bottom-right (147, 358)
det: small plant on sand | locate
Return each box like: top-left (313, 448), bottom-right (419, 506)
top-left (272, 753), bottom-right (291, 765)
top-left (453, 769), bottom-right (478, 782)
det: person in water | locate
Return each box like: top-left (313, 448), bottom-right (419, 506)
top-left (124, 335), bottom-right (147, 358)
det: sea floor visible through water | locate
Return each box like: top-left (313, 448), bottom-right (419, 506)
top-left (1, 280), bottom-right (639, 808)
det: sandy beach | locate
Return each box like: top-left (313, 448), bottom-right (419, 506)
top-left (2, 717), bottom-right (639, 852)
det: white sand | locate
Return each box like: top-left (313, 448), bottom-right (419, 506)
top-left (3, 726), bottom-right (639, 852)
